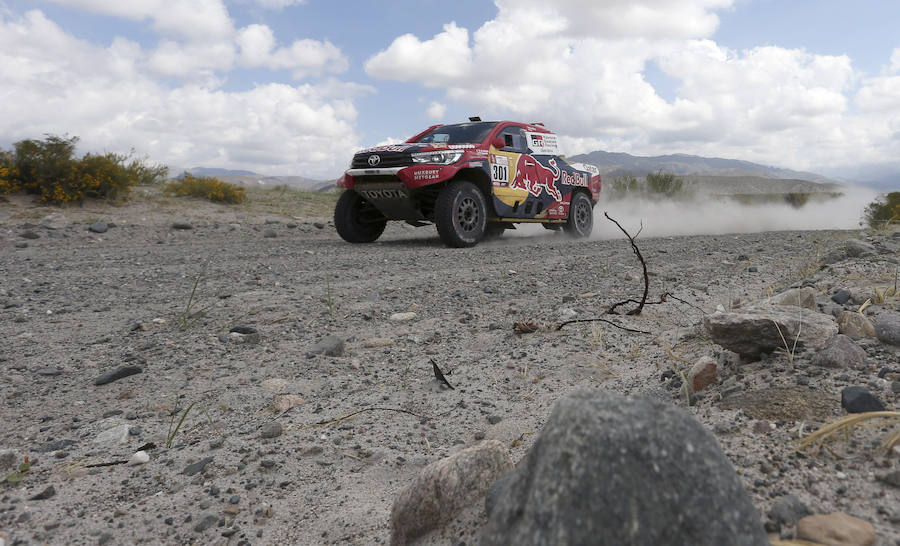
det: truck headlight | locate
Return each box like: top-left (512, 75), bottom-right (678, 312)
top-left (411, 150), bottom-right (464, 165)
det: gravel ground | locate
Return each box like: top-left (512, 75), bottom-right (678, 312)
top-left (1, 197), bottom-right (898, 545)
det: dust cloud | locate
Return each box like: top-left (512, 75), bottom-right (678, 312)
top-left (589, 186), bottom-right (878, 239)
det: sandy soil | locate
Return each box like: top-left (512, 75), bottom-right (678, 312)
top-left (0, 193), bottom-right (898, 545)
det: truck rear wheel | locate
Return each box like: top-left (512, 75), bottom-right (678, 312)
top-left (334, 190), bottom-right (387, 243)
top-left (435, 181), bottom-right (486, 248)
top-left (563, 191), bottom-right (593, 238)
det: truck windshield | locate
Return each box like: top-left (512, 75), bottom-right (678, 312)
top-left (413, 122), bottom-right (499, 145)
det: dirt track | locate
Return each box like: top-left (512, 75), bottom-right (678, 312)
top-left (1, 203), bottom-right (898, 544)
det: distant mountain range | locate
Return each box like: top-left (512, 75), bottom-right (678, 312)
top-left (567, 151), bottom-right (835, 184)
top-left (174, 167), bottom-right (335, 192)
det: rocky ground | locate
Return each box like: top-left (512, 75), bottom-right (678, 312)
top-left (0, 193), bottom-right (899, 545)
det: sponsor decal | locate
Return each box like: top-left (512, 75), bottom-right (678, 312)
top-left (413, 169), bottom-right (441, 181)
top-left (569, 162), bottom-right (600, 176)
top-left (525, 131), bottom-right (560, 155)
top-left (361, 144), bottom-right (417, 153)
top-left (473, 149), bottom-right (489, 156)
top-left (510, 155), bottom-right (562, 201)
top-left (468, 162), bottom-right (484, 168)
top-left (448, 144), bottom-right (476, 149)
top-left (560, 169), bottom-right (589, 188)
top-left (359, 188), bottom-right (407, 200)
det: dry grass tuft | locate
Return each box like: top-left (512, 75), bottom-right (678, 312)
top-left (798, 411), bottom-right (900, 454)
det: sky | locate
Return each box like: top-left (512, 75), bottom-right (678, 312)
top-left (1, 0), bottom-right (899, 181)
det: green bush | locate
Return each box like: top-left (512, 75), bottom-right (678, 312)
top-left (646, 170), bottom-right (684, 196)
top-left (163, 174), bottom-right (246, 204)
top-left (0, 134), bottom-right (167, 203)
top-left (864, 192), bottom-right (900, 228)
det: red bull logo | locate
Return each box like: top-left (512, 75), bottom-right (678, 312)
top-left (511, 156), bottom-right (562, 201)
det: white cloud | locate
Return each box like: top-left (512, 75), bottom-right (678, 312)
top-left (237, 24), bottom-right (347, 78)
top-left (249, 0), bottom-right (307, 8)
top-left (365, 0), bottom-right (900, 171)
top-left (0, 10), bottom-right (366, 177)
top-left (425, 101), bottom-right (446, 120)
top-left (365, 22), bottom-right (473, 82)
top-left (48, 0), bottom-right (234, 39)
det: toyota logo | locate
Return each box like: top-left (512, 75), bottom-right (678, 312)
top-left (367, 154), bottom-right (381, 167)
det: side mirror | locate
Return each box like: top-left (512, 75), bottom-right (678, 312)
top-left (491, 136), bottom-right (505, 149)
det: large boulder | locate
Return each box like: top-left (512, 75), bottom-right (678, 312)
top-left (703, 305), bottom-right (838, 360)
top-left (478, 388), bottom-right (767, 546)
top-left (390, 440), bottom-right (512, 545)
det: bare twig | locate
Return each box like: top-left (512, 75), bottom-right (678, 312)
top-left (604, 212), bottom-right (649, 315)
top-left (310, 407), bottom-right (428, 428)
top-left (556, 318), bottom-right (651, 334)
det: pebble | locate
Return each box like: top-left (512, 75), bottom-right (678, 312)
top-left (263, 229), bottom-right (277, 238)
top-left (172, 221), bottom-right (193, 230)
top-left (94, 365), bottom-right (142, 386)
top-left (831, 289), bottom-right (852, 305)
top-left (390, 312), bottom-right (417, 322)
top-left (194, 514), bottom-right (218, 533)
top-left (306, 335), bottom-right (345, 357)
top-left (29, 485), bottom-right (56, 500)
top-left (259, 422), bottom-right (284, 439)
top-left (841, 386), bottom-right (886, 413)
top-left (94, 424), bottom-right (131, 446)
top-left (183, 457), bottom-right (214, 476)
top-left (88, 222), bottom-right (108, 234)
top-left (20, 231), bottom-right (40, 239)
top-left (229, 495), bottom-right (241, 504)
top-left (128, 451), bottom-right (150, 465)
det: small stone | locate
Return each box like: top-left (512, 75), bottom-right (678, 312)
top-left (836, 311), bottom-right (876, 339)
top-left (88, 222), bottom-right (108, 234)
top-left (229, 495), bottom-right (241, 504)
top-left (172, 221), bottom-right (193, 230)
top-left (390, 312), bottom-right (417, 322)
top-left (313, 221), bottom-right (325, 229)
top-left (306, 335), bottom-right (345, 357)
top-left (487, 415), bottom-right (502, 425)
top-left (773, 287), bottom-right (817, 310)
top-left (831, 289), bottom-right (852, 305)
top-left (194, 514), bottom-right (218, 533)
top-left (260, 460), bottom-right (276, 469)
top-left (874, 313), bottom-right (900, 346)
top-left (20, 231), bottom-right (40, 239)
top-left (14, 241), bottom-right (27, 248)
top-left (29, 485), bottom-right (56, 500)
top-left (0, 449), bottom-right (18, 470)
top-left (94, 365), bottom-right (142, 386)
top-left (362, 337), bottom-right (394, 348)
top-left (259, 422), bottom-right (283, 439)
top-left (876, 470), bottom-right (900, 488)
top-left (688, 356), bottom-right (718, 393)
top-left (840, 386), bottom-right (885, 413)
top-left (94, 424), bottom-right (132, 446)
top-left (768, 494), bottom-right (812, 528)
top-left (259, 378), bottom-right (289, 392)
top-left (183, 457), bottom-right (214, 476)
top-left (796, 512), bottom-right (876, 546)
top-left (811, 335), bottom-right (867, 368)
top-left (263, 229), bottom-right (277, 238)
top-left (271, 394), bottom-right (304, 412)
top-left (229, 325), bottom-right (257, 334)
top-left (128, 451), bottom-right (150, 465)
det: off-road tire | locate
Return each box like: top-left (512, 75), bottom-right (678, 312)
top-left (334, 190), bottom-right (388, 243)
top-left (435, 181), bottom-right (487, 247)
top-left (563, 191), bottom-right (593, 238)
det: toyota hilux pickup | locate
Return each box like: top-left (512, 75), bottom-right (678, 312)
top-left (334, 119), bottom-right (601, 247)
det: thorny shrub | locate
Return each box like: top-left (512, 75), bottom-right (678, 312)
top-left (163, 174), bottom-right (246, 204)
top-left (864, 192), bottom-right (900, 228)
top-left (0, 135), bottom-right (168, 203)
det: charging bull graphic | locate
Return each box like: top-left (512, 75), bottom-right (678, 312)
top-left (510, 156), bottom-right (562, 201)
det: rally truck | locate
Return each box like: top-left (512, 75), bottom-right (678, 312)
top-left (334, 119), bottom-right (601, 248)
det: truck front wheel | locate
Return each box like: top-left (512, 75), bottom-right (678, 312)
top-left (334, 190), bottom-right (387, 243)
top-left (435, 181), bottom-right (487, 248)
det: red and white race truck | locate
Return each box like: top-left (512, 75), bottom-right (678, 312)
top-left (335, 119), bottom-right (601, 247)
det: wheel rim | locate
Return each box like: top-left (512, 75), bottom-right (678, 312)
top-left (456, 196), bottom-right (480, 233)
top-left (574, 200), bottom-right (590, 233)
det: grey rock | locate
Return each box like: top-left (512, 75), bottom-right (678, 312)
top-left (874, 313), bottom-right (900, 346)
top-left (831, 289), bottom-right (852, 305)
top-left (94, 365), bottom-right (142, 386)
top-left (29, 485), bottom-right (56, 500)
top-left (172, 221), bottom-right (193, 230)
top-left (94, 424), bottom-right (131, 447)
top-left (14, 241), bottom-right (27, 248)
top-left (229, 325), bottom-right (257, 334)
top-left (844, 238), bottom-right (877, 258)
top-left (837, 311), bottom-right (876, 339)
top-left (703, 306), bottom-right (838, 360)
top-left (35, 368), bottom-right (62, 376)
top-left (183, 457), bottom-right (214, 476)
top-left (768, 494), bottom-right (812, 528)
top-left (20, 231), bottom-right (40, 239)
top-left (263, 229), bottom-right (277, 238)
top-left (306, 335), bottom-right (345, 357)
top-left (259, 422), bottom-right (283, 439)
top-left (35, 439), bottom-right (77, 453)
top-left (841, 386), bottom-right (886, 413)
top-left (876, 470), bottom-right (900, 488)
top-left (391, 440), bottom-right (512, 545)
top-left (313, 221), bottom-right (325, 229)
top-left (88, 222), bottom-right (108, 234)
top-left (811, 335), bottom-right (867, 368)
top-left (479, 388), bottom-right (767, 546)
top-left (773, 287), bottom-right (817, 310)
top-left (0, 449), bottom-right (18, 470)
top-left (194, 514), bottom-right (218, 533)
